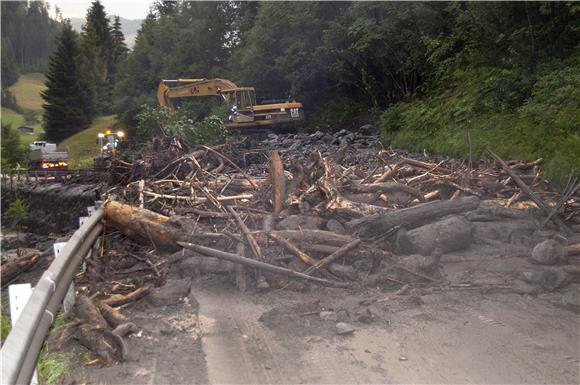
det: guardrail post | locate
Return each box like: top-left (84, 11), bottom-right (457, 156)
top-left (8, 284), bottom-right (39, 385)
top-left (53, 243), bottom-right (76, 314)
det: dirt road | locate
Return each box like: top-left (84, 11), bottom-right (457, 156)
top-left (196, 281), bottom-right (579, 384)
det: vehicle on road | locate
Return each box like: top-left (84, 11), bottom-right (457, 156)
top-left (28, 141), bottom-right (68, 170)
top-left (94, 129), bottom-right (125, 170)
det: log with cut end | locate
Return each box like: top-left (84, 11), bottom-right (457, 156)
top-left (270, 150), bottom-right (286, 215)
top-left (1, 250), bottom-right (40, 286)
top-left (105, 200), bottom-right (215, 251)
top-left (346, 196), bottom-right (480, 238)
top-left (105, 200), bottom-right (176, 250)
top-left (101, 286), bottom-right (151, 307)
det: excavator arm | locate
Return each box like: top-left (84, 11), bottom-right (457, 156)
top-left (157, 78), bottom-right (240, 109)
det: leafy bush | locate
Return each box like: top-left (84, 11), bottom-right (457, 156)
top-left (1, 124), bottom-right (26, 170)
top-left (136, 106), bottom-right (227, 147)
top-left (5, 198), bottom-right (29, 233)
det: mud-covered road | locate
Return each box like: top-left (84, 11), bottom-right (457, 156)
top-left (82, 276), bottom-right (579, 384)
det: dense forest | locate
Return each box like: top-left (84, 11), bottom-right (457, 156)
top-left (1, 1), bottom-right (62, 86)
top-left (110, 1), bottom-right (578, 181)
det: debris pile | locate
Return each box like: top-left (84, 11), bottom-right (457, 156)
top-left (97, 131), bottom-right (579, 294)
top-left (15, 130), bottom-right (578, 364)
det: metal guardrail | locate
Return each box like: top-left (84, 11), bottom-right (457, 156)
top-left (1, 169), bottom-right (102, 182)
top-left (1, 206), bottom-right (105, 385)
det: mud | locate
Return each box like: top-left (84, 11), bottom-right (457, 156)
top-left (1, 181), bottom-right (100, 234)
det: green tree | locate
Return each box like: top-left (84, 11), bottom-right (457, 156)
top-left (110, 16), bottom-right (129, 82)
top-left (0, 1), bottom-right (62, 74)
top-left (1, 124), bottom-right (26, 169)
top-left (5, 198), bottom-right (29, 236)
top-left (81, 0), bottom-right (114, 114)
top-left (114, 1), bottom-right (235, 127)
top-left (42, 21), bottom-right (94, 142)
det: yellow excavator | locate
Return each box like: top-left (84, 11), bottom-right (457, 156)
top-left (156, 78), bottom-right (304, 130)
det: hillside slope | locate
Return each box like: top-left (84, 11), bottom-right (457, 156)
top-left (8, 73), bottom-right (46, 112)
top-left (58, 115), bottom-right (118, 169)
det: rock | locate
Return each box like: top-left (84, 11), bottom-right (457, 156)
top-left (326, 219), bottom-right (345, 234)
top-left (329, 264), bottom-right (356, 280)
top-left (519, 269), bottom-right (570, 291)
top-left (149, 278), bottom-right (192, 306)
top-left (335, 322), bottom-right (355, 335)
top-left (396, 216), bottom-right (474, 255)
top-left (319, 311), bottom-right (338, 322)
top-left (359, 124), bottom-right (376, 135)
top-left (310, 131), bottom-right (324, 140)
top-left (530, 239), bottom-right (566, 265)
top-left (560, 291), bottom-right (580, 311)
top-left (277, 215), bottom-right (325, 230)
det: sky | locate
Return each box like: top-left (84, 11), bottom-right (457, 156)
top-left (50, 0), bottom-right (152, 20)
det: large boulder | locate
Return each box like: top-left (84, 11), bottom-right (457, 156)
top-left (277, 215), bottom-right (325, 231)
top-left (396, 216), bottom-right (474, 255)
top-left (530, 239), bottom-right (566, 265)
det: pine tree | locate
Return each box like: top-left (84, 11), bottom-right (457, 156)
top-left (41, 21), bottom-right (94, 142)
top-left (110, 16), bottom-right (128, 84)
top-left (81, 0), bottom-right (114, 114)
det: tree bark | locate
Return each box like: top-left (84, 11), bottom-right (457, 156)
top-left (346, 196), bottom-right (480, 238)
top-left (177, 242), bottom-right (349, 287)
top-left (1, 250), bottom-right (40, 286)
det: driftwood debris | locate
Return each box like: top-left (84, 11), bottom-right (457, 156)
top-left (346, 196), bottom-right (480, 238)
top-left (177, 242), bottom-right (349, 287)
top-left (1, 250), bottom-right (41, 286)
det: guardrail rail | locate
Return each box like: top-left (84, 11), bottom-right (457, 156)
top-left (1, 203), bottom-right (104, 385)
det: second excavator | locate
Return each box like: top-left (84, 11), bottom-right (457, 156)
top-left (156, 78), bottom-right (304, 131)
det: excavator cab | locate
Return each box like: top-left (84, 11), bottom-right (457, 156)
top-left (227, 88), bottom-right (257, 123)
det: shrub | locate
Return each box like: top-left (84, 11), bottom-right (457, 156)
top-left (380, 59), bottom-right (580, 184)
top-left (135, 106), bottom-right (227, 147)
top-left (5, 198), bottom-right (29, 234)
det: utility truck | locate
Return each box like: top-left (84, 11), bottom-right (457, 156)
top-left (28, 141), bottom-right (68, 170)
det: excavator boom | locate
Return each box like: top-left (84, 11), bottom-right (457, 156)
top-left (157, 78), bottom-right (240, 108)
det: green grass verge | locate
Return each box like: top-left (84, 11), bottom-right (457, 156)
top-left (381, 60), bottom-right (580, 185)
top-left (1, 107), bottom-right (25, 127)
top-left (8, 73), bottom-right (46, 112)
top-left (37, 313), bottom-right (91, 384)
top-left (1, 107), bottom-right (45, 146)
top-left (58, 115), bottom-right (119, 169)
top-left (1, 292), bottom-right (11, 344)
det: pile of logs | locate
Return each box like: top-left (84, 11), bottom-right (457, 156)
top-left (34, 135), bottom-right (578, 365)
top-left (97, 138), bottom-right (579, 291)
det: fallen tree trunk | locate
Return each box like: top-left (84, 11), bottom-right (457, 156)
top-left (105, 200), bottom-right (219, 251)
top-left (346, 196), bottom-right (480, 238)
top-left (346, 182), bottom-right (425, 202)
top-left (101, 287), bottom-right (151, 307)
top-left (488, 149), bottom-right (571, 234)
top-left (270, 150), bottom-right (286, 215)
top-left (177, 242), bottom-right (349, 287)
top-left (269, 230), bottom-right (353, 246)
top-left (105, 200), bottom-right (177, 250)
top-left (1, 250), bottom-right (40, 286)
